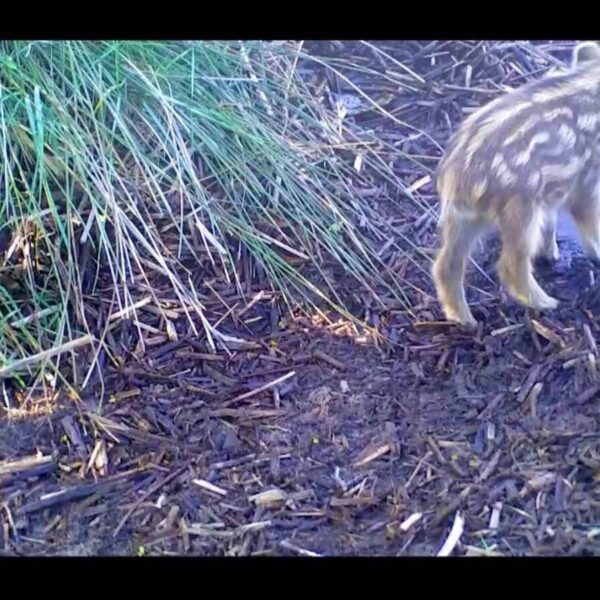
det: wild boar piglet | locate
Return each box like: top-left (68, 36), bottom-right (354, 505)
top-left (432, 41), bottom-right (600, 330)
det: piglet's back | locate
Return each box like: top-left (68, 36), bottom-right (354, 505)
top-left (436, 61), bottom-right (600, 218)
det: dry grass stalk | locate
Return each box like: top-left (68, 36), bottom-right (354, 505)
top-left (0, 334), bottom-right (95, 379)
top-left (224, 371), bottom-right (296, 405)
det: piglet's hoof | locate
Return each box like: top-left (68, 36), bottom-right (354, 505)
top-left (445, 314), bottom-right (478, 333)
top-left (460, 318), bottom-right (478, 333)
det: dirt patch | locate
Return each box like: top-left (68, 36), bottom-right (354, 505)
top-left (3, 274), bottom-right (600, 556)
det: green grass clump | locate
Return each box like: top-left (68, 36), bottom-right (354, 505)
top-left (0, 40), bottom-right (428, 390)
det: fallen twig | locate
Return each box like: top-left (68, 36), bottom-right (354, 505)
top-left (437, 511), bottom-right (464, 557)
